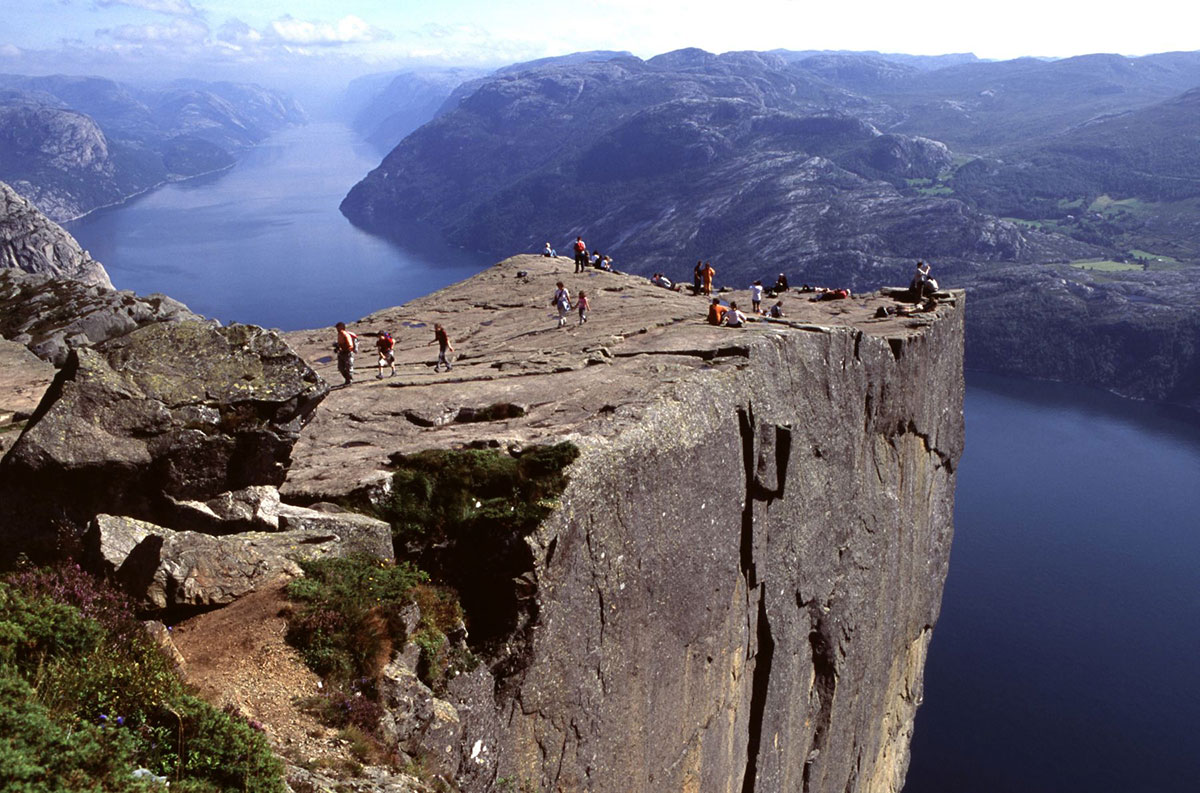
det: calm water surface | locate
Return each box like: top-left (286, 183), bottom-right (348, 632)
top-left (906, 373), bottom-right (1200, 793)
top-left (62, 122), bottom-right (1200, 792)
top-left (67, 122), bottom-right (486, 330)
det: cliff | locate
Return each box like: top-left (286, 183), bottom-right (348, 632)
top-left (1, 180), bottom-right (111, 287)
top-left (281, 255), bottom-right (965, 792)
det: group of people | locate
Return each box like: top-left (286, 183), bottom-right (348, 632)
top-left (544, 238), bottom-right (614, 273)
top-left (333, 321), bottom-right (454, 386)
top-left (552, 281), bottom-right (590, 327)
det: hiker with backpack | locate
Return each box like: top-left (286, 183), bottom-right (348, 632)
top-left (375, 330), bottom-right (396, 379)
top-left (574, 237), bottom-right (588, 272)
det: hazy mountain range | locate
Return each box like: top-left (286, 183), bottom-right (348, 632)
top-left (0, 74), bottom-right (306, 222)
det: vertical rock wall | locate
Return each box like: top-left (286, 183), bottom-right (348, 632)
top-left (498, 307), bottom-right (963, 793)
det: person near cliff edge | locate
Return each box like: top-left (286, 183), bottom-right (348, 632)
top-left (702, 261), bottom-right (716, 296)
top-left (574, 236), bottom-right (588, 272)
top-left (334, 322), bottom-right (357, 386)
top-left (429, 323), bottom-right (454, 372)
top-left (375, 330), bottom-right (396, 379)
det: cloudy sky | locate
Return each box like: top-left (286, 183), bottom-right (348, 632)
top-left (4, 0), bottom-right (1195, 89)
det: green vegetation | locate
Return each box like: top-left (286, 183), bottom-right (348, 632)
top-left (285, 554), bottom-right (426, 684)
top-left (384, 443), bottom-right (579, 545)
top-left (0, 564), bottom-right (283, 793)
top-left (1069, 259), bottom-right (1144, 272)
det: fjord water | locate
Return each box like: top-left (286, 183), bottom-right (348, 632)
top-left (905, 373), bottom-right (1200, 793)
top-left (66, 121), bottom-right (486, 331)
top-left (62, 120), bottom-right (1200, 791)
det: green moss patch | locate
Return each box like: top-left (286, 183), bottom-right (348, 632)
top-left (382, 443), bottom-right (579, 666)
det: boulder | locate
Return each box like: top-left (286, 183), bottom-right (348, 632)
top-left (378, 660), bottom-right (464, 779)
top-left (85, 511), bottom-right (393, 610)
top-left (0, 320), bottom-right (328, 562)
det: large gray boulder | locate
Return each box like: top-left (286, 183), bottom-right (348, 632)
top-left (85, 511), bottom-right (393, 610)
top-left (0, 320), bottom-right (328, 562)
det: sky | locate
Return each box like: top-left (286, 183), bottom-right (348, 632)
top-left (3, 0), bottom-right (1197, 96)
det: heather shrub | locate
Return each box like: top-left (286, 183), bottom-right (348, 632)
top-left (285, 553), bottom-right (426, 684)
top-left (0, 566), bottom-right (284, 793)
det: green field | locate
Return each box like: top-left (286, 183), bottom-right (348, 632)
top-left (1070, 259), bottom-right (1144, 272)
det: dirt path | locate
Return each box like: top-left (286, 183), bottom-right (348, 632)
top-left (169, 582), bottom-right (355, 772)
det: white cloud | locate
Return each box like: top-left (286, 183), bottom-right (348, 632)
top-left (95, 0), bottom-right (200, 16)
top-left (99, 17), bottom-right (210, 45)
top-left (0, 43), bottom-right (23, 57)
top-left (267, 15), bottom-right (389, 47)
top-left (215, 18), bottom-right (263, 49)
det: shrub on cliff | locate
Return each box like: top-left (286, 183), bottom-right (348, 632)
top-left (0, 565), bottom-right (284, 793)
top-left (284, 553), bottom-right (427, 683)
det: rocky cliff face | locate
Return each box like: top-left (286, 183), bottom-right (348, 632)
top-left (1, 180), bottom-right (111, 287)
top-left (281, 254), bottom-right (964, 792)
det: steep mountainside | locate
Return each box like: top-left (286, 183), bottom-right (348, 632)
top-left (0, 74), bottom-right (306, 221)
top-left (342, 51), bottom-right (1099, 289)
top-left (0, 179), bottom-right (110, 287)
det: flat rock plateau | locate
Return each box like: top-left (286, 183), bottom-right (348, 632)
top-left (278, 254), bottom-right (964, 793)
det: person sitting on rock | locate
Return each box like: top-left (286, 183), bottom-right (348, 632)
top-left (723, 301), bottom-right (747, 328)
top-left (706, 298), bottom-right (727, 325)
top-left (773, 273), bottom-right (789, 293)
top-left (543, 242), bottom-right (557, 258)
top-left (334, 322), bottom-right (357, 386)
top-left (769, 300), bottom-right (785, 318)
top-left (375, 330), bottom-right (396, 379)
top-left (599, 255), bottom-right (613, 271)
top-left (910, 261), bottom-right (933, 300)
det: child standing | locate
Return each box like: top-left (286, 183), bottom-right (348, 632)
top-left (750, 280), bottom-right (764, 313)
top-left (577, 290), bottom-right (590, 325)
top-left (429, 324), bottom-right (454, 372)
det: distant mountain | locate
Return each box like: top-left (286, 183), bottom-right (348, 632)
top-left (344, 68), bottom-right (487, 152)
top-left (341, 50), bottom-right (1098, 288)
top-left (0, 74), bottom-right (306, 221)
top-left (869, 51), bottom-right (1200, 150)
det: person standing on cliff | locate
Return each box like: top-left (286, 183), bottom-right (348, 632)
top-left (375, 330), bottom-right (396, 379)
top-left (702, 261), bottom-right (716, 296)
top-left (574, 236), bottom-right (588, 273)
top-left (693, 260), bottom-right (704, 294)
top-left (553, 281), bottom-right (572, 328)
top-left (429, 323), bottom-right (454, 372)
top-left (334, 322), bottom-right (357, 386)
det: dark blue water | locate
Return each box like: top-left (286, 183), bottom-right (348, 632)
top-left (66, 122), bottom-right (486, 331)
top-left (906, 373), bottom-right (1200, 793)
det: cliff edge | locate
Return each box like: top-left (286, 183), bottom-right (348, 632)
top-left (282, 255), bottom-right (965, 793)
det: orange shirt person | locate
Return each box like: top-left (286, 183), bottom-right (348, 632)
top-left (702, 262), bottom-right (716, 296)
top-left (706, 298), bottom-right (727, 325)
